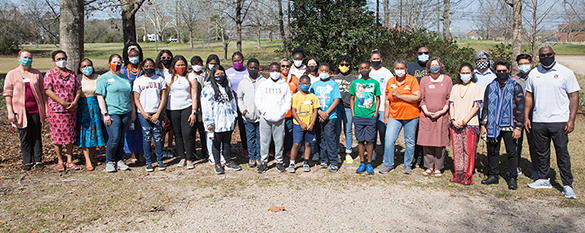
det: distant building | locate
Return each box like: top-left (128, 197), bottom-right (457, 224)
top-left (557, 24), bottom-right (585, 42)
top-left (452, 30), bottom-right (481, 40)
top-left (467, 31), bottom-right (479, 40)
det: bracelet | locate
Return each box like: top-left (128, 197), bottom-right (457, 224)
top-left (461, 120), bottom-right (467, 126)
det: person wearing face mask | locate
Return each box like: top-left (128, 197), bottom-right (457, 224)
top-left (96, 54), bottom-right (136, 173)
top-left (4, 49), bottom-right (47, 171)
top-left (237, 58), bottom-right (266, 168)
top-left (225, 52), bottom-right (249, 158)
top-left (165, 56), bottom-right (198, 170)
top-left (310, 63), bottom-right (342, 172)
top-left (525, 44), bottom-right (580, 199)
top-left (279, 58), bottom-right (298, 159)
top-left (204, 54), bottom-right (221, 82)
top-left (75, 58), bottom-right (107, 171)
top-left (369, 48), bottom-right (393, 159)
top-left (203, 54), bottom-right (225, 164)
top-left (201, 65), bottom-right (243, 174)
top-left (288, 75), bottom-right (320, 173)
top-left (255, 62), bottom-right (292, 173)
top-left (479, 59), bottom-right (524, 190)
top-left (417, 57), bottom-right (453, 177)
top-left (189, 56), bottom-right (208, 160)
top-left (290, 47), bottom-right (306, 78)
top-left (448, 63), bottom-right (482, 185)
top-left (511, 54), bottom-right (535, 178)
top-left (133, 58), bottom-right (168, 172)
top-left (121, 44), bottom-right (145, 164)
top-left (155, 50), bottom-right (174, 157)
top-left (332, 54), bottom-right (357, 164)
top-left (379, 59), bottom-right (421, 175)
top-left (306, 57), bottom-right (320, 84)
top-left (407, 47), bottom-right (431, 83)
top-left (44, 50), bottom-right (82, 172)
top-left (472, 50), bottom-right (496, 118)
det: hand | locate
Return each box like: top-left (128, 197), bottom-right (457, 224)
top-left (142, 113), bottom-right (152, 121)
top-left (391, 89), bottom-right (400, 98)
top-left (242, 109), bottom-right (248, 115)
top-left (188, 114), bottom-right (196, 127)
top-left (131, 112), bottom-right (136, 122)
top-left (103, 115), bottom-right (113, 126)
top-left (207, 125), bottom-right (214, 131)
top-left (513, 128), bottom-right (522, 139)
top-left (150, 113), bottom-right (159, 124)
top-left (66, 101), bottom-right (77, 110)
top-left (7, 112), bottom-right (16, 123)
top-left (452, 121), bottom-right (462, 129)
top-left (524, 119), bottom-right (531, 133)
top-left (565, 121), bottom-right (575, 134)
top-left (300, 122), bottom-right (308, 131)
top-left (61, 101), bottom-right (71, 109)
top-left (480, 126), bottom-right (487, 138)
top-left (319, 115), bottom-right (326, 123)
top-left (384, 116), bottom-right (388, 124)
top-left (374, 112), bottom-right (378, 119)
top-left (318, 110), bottom-right (329, 120)
top-left (307, 123), bottom-right (314, 131)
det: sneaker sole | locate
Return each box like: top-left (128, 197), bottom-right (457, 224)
top-left (158, 168), bottom-right (166, 171)
top-left (225, 167), bottom-right (242, 171)
top-left (146, 169), bottom-right (154, 172)
top-left (304, 169), bottom-right (310, 172)
top-left (367, 172), bottom-right (374, 175)
top-left (215, 171), bottom-right (224, 174)
top-left (528, 185), bottom-right (552, 189)
top-left (258, 170), bottom-right (266, 174)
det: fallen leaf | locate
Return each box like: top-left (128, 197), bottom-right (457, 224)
top-left (268, 205), bottom-right (285, 212)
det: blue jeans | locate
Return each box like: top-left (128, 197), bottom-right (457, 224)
top-left (384, 117), bottom-right (419, 168)
top-left (319, 118), bottom-right (339, 166)
top-left (105, 112), bottom-right (131, 163)
top-left (284, 117), bottom-right (294, 153)
top-left (337, 106), bottom-right (353, 153)
top-left (138, 114), bottom-right (163, 164)
top-left (243, 120), bottom-right (260, 160)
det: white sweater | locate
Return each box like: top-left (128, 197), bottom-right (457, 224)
top-left (254, 77), bottom-right (292, 122)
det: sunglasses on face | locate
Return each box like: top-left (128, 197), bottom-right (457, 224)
top-left (281, 65), bottom-right (291, 68)
top-left (418, 52), bottom-right (429, 55)
top-left (539, 53), bottom-right (554, 58)
top-left (339, 64), bottom-right (350, 67)
top-left (161, 56), bottom-right (172, 60)
top-left (495, 70), bottom-right (508, 73)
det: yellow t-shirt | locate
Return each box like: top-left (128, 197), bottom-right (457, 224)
top-left (291, 92), bottom-right (321, 125)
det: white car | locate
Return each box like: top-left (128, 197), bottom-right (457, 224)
top-left (167, 37), bottom-right (178, 42)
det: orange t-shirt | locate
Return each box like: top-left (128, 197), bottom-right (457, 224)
top-left (284, 74), bottom-right (298, 118)
top-left (385, 74), bottom-right (420, 120)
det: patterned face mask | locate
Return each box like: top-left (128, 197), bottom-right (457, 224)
top-left (476, 61), bottom-right (489, 70)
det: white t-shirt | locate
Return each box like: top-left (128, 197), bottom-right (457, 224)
top-left (526, 63), bottom-right (581, 123)
top-left (165, 74), bottom-right (196, 110)
top-left (369, 67), bottom-right (393, 112)
top-left (133, 74), bottom-right (167, 113)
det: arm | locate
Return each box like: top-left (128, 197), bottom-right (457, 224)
top-left (512, 84), bottom-right (525, 139)
top-left (3, 77), bottom-right (15, 123)
top-left (394, 91), bottom-right (421, 103)
top-left (152, 89), bottom-right (167, 124)
top-left (309, 106), bottom-right (319, 131)
top-left (384, 97), bottom-right (389, 124)
top-left (66, 88), bottom-right (82, 110)
top-left (130, 92), bottom-right (136, 122)
top-left (480, 89), bottom-right (489, 137)
top-left (45, 89), bottom-right (70, 108)
top-left (237, 86), bottom-right (247, 115)
top-left (524, 92), bottom-right (533, 133)
top-left (350, 95), bottom-right (355, 117)
top-left (324, 98), bottom-right (340, 115)
top-left (201, 88), bottom-right (215, 131)
top-left (96, 94), bottom-right (112, 126)
top-left (134, 92), bottom-right (149, 120)
top-left (189, 78), bottom-right (198, 126)
top-left (255, 86), bottom-right (265, 116)
top-left (5, 96), bottom-right (15, 123)
top-left (291, 107), bottom-right (305, 130)
top-left (566, 92), bottom-right (579, 134)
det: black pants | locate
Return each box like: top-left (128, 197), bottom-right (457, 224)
top-left (213, 131), bottom-right (233, 165)
top-left (518, 128), bottom-right (538, 175)
top-left (167, 107), bottom-right (195, 161)
top-left (236, 108), bottom-right (247, 151)
top-left (18, 113), bottom-right (42, 164)
top-left (195, 120), bottom-right (208, 157)
top-left (532, 122), bottom-right (573, 186)
top-left (487, 131), bottom-right (519, 178)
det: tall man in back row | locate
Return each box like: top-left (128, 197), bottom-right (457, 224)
top-left (407, 46), bottom-right (430, 168)
top-left (525, 44), bottom-right (580, 199)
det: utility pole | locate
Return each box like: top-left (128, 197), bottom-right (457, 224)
top-left (399, 0), bottom-right (402, 28)
top-left (376, 0), bottom-right (379, 26)
top-left (437, 0), bottom-right (441, 33)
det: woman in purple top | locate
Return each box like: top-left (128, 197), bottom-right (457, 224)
top-left (225, 52), bottom-right (248, 157)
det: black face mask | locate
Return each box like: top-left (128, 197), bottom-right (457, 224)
top-left (371, 61), bottom-right (382, 69)
top-left (496, 72), bottom-right (509, 81)
top-left (161, 59), bottom-right (171, 67)
top-left (540, 56), bottom-right (555, 68)
top-left (144, 68), bottom-right (155, 76)
top-left (360, 70), bottom-right (369, 79)
top-left (215, 74), bottom-right (227, 84)
top-left (248, 69), bottom-right (259, 79)
top-left (307, 65), bottom-right (318, 73)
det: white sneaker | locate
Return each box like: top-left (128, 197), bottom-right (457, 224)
top-left (527, 179), bottom-right (553, 189)
top-left (117, 160), bottom-right (129, 171)
top-left (563, 186), bottom-right (577, 199)
top-left (345, 154), bottom-right (354, 164)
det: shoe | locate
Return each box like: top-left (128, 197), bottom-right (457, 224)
top-left (404, 166), bottom-right (412, 175)
top-left (66, 162), bottom-right (80, 170)
top-left (117, 160), bottom-right (129, 171)
top-left (329, 165), bottom-right (338, 173)
top-left (177, 159), bottom-right (186, 167)
top-left (214, 164), bottom-right (225, 174)
top-left (105, 162), bottom-right (116, 173)
top-left (345, 154), bottom-right (353, 164)
top-left (248, 159), bottom-right (257, 168)
top-left (34, 163), bottom-right (44, 170)
top-left (338, 156), bottom-right (342, 163)
top-left (527, 179), bottom-right (553, 189)
top-left (257, 162), bottom-right (267, 174)
top-left (268, 151), bottom-right (275, 157)
top-left (366, 164), bottom-right (374, 175)
top-left (434, 169), bottom-right (442, 177)
top-left (356, 163), bottom-right (366, 174)
top-left (508, 178), bottom-right (518, 190)
top-left (208, 155), bottom-right (215, 165)
top-left (23, 164), bottom-right (32, 171)
top-left (422, 168), bottom-right (433, 176)
top-left (287, 164), bottom-right (295, 173)
top-left (158, 163), bottom-right (166, 171)
top-left (563, 186), bottom-right (577, 199)
top-left (481, 175), bottom-right (499, 185)
top-left (145, 164), bottom-right (154, 172)
top-left (256, 159), bottom-right (262, 166)
top-left (220, 156), bottom-right (226, 165)
top-left (319, 162), bottom-right (328, 169)
top-left (379, 165), bottom-right (394, 174)
top-left (276, 163), bottom-right (286, 172)
top-left (517, 167), bottom-right (522, 175)
top-left (186, 161), bottom-right (194, 169)
top-left (243, 150), bottom-right (249, 158)
top-left (225, 162), bottom-right (242, 171)
top-left (303, 162), bottom-right (310, 172)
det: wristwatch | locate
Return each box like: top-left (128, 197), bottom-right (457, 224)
top-left (191, 111), bottom-right (197, 116)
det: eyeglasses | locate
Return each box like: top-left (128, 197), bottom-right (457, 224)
top-left (339, 64), bottom-right (350, 67)
top-left (418, 52), bottom-right (429, 55)
top-left (495, 70), bottom-right (508, 73)
top-left (161, 56), bottom-right (172, 60)
top-left (281, 65), bottom-right (291, 68)
top-left (539, 53), bottom-right (554, 58)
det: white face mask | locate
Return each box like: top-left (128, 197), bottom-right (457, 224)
top-left (294, 60), bottom-right (303, 68)
top-left (193, 65), bottom-right (203, 72)
top-left (395, 69), bottom-right (406, 77)
top-left (208, 64), bottom-right (215, 70)
top-left (269, 72), bottom-right (280, 80)
top-left (460, 74), bottom-right (472, 83)
top-left (55, 60), bottom-right (67, 68)
top-left (319, 73), bottom-right (330, 80)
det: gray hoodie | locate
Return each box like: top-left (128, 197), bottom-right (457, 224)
top-left (237, 75), bottom-right (266, 123)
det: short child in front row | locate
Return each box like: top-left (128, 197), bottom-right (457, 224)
top-left (289, 75), bottom-right (321, 173)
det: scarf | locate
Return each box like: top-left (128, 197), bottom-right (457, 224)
top-left (486, 78), bottom-right (515, 138)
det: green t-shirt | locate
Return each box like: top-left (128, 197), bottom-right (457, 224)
top-left (349, 78), bottom-right (381, 118)
top-left (96, 72), bottom-right (133, 115)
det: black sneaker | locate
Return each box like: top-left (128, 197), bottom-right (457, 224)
top-left (225, 162), bottom-right (242, 171)
top-left (276, 163), bottom-right (286, 172)
top-left (214, 164), bottom-right (225, 174)
top-left (257, 162), bottom-right (267, 174)
top-left (508, 178), bottom-right (518, 190)
top-left (145, 164), bottom-right (154, 172)
top-left (23, 164), bottom-right (32, 171)
top-left (158, 163), bottom-right (166, 171)
top-left (328, 165), bottom-right (338, 173)
top-left (34, 163), bottom-right (44, 170)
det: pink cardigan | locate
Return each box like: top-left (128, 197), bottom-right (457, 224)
top-left (3, 67), bottom-right (47, 129)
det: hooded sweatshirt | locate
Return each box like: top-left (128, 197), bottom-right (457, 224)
top-left (255, 77), bottom-right (292, 122)
top-left (237, 74), bottom-right (266, 123)
top-left (201, 82), bottom-right (238, 133)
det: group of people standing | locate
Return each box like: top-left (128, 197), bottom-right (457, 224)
top-left (3, 43), bottom-right (579, 199)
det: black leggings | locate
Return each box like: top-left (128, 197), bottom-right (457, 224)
top-left (167, 107), bottom-right (195, 161)
top-left (213, 131), bottom-right (233, 165)
top-left (18, 113), bottom-right (43, 164)
top-left (195, 121), bottom-right (208, 157)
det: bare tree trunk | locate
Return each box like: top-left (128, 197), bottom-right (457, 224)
top-left (236, 0), bottom-right (243, 52)
top-left (269, 31), bottom-right (273, 42)
top-left (190, 30), bottom-right (194, 49)
top-left (507, 0), bottom-right (522, 73)
top-left (383, 0), bottom-right (389, 27)
top-left (531, 0), bottom-right (537, 59)
top-left (278, 0), bottom-right (287, 56)
top-left (221, 28), bottom-right (228, 61)
top-left (257, 27), bottom-right (261, 49)
top-left (442, 0), bottom-right (452, 40)
top-left (59, 0), bottom-right (84, 72)
top-left (121, 0), bottom-right (146, 45)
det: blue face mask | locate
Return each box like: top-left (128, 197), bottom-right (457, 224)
top-left (429, 66), bottom-right (441, 74)
top-left (129, 57), bottom-right (140, 64)
top-left (81, 66), bottom-right (94, 76)
top-left (20, 57), bottom-right (32, 67)
top-left (460, 74), bottom-right (472, 83)
top-left (519, 64), bottom-right (531, 74)
top-left (418, 54), bottom-right (429, 62)
top-left (319, 73), bottom-right (329, 80)
top-left (300, 84), bottom-right (311, 92)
